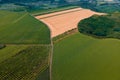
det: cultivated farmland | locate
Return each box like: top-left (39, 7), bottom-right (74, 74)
top-left (53, 32), bottom-right (120, 80)
top-left (0, 46), bottom-right (50, 80)
top-left (0, 10), bottom-right (51, 80)
top-left (36, 8), bottom-right (104, 37)
top-left (1, 6), bottom-right (118, 80)
top-left (0, 11), bottom-right (50, 44)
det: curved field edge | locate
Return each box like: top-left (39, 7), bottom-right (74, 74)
top-left (0, 45), bottom-right (50, 80)
top-left (0, 11), bottom-right (51, 44)
top-left (53, 32), bottom-right (120, 80)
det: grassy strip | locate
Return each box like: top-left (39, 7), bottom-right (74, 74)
top-left (0, 46), bottom-right (50, 80)
top-left (31, 6), bottom-right (79, 16)
top-left (53, 28), bottom-right (78, 44)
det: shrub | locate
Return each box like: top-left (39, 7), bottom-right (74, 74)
top-left (78, 15), bottom-right (115, 37)
top-left (0, 44), bottom-right (6, 49)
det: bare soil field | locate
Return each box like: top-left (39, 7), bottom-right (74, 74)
top-left (36, 8), bottom-right (105, 38)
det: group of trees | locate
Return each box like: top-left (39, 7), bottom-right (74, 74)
top-left (0, 44), bottom-right (6, 49)
top-left (78, 15), bottom-right (115, 37)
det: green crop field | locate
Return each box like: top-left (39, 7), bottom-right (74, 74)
top-left (53, 32), bottom-right (120, 80)
top-left (0, 10), bottom-right (51, 80)
top-left (0, 45), bottom-right (50, 80)
top-left (0, 11), bottom-right (50, 44)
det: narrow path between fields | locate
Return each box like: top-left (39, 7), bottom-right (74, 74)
top-left (49, 38), bottom-right (53, 80)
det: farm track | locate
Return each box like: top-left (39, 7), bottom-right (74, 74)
top-left (49, 38), bottom-right (53, 80)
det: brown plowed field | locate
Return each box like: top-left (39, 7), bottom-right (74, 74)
top-left (36, 8), bottom-right (105, 38)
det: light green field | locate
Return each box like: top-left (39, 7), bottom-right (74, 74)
top-left (0, 46), bottom-right (50, 80)
top-left (0, 11), bottom-right (50, 44)
top-left (53, 32), bottom-right (120, 80)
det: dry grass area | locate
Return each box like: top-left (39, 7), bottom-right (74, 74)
top-left (36, 8), bottom-right (105, 38)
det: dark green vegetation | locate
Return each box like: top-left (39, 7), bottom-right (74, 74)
top-left (0, 0), bottom-right (70, 12)
top-left (73, 0), bottom-right (120, 13)
top-left (0, 44), bottom-right (6, 49)
top-left (95, 4), bottom-right (120, 13)
top-left (53, 32), bottom-right (120, 80)
top-left (0, 3), bottom-right (27, 11)
top-left (0, 46), bottom-right (50, 80)
top-left (1, 0), bottom-right (120, 13)
top-left (78, 13), bottom-right (120, 39)
top-left (36, 68), bottom-right (50, 80)
top-left (0, 10), bottom-right (50, 44)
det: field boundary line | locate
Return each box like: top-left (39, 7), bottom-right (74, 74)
top-left (54, 32), bottom-right (77, 44)
top-left (38, 8), bottom-right (84, 19)
top-left (12, 13), bottom-right (28, 24)
top-left (49, 39), bottom-right (53, 80)
top-left (53, 28), bottom-right (78, 43)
